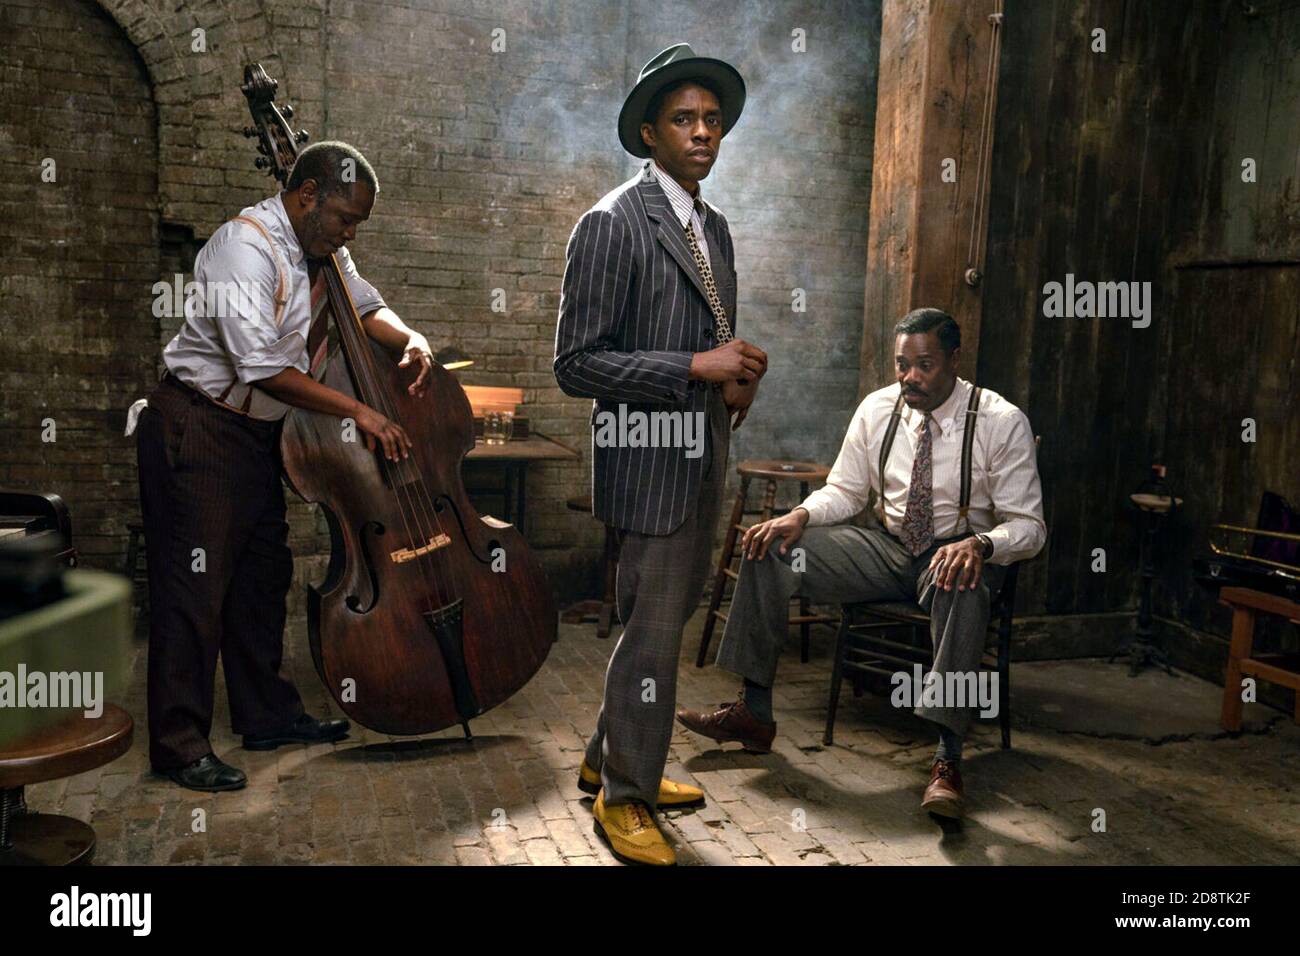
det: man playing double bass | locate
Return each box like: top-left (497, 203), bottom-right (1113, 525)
top-left (137, 142), bottom-right (435, 792)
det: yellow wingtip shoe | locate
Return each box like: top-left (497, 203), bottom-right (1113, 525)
top-left (578, 761), bottom-right (705, 809)
top-left (592, 791), bottom-right (677, 866)
top-left (655, 777), bottom-right (706, 809)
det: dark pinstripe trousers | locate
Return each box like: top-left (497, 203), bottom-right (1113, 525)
top-left (136, 375), bottom-right (304, 768)
top-left (584, 388), bottom-right (730, 807)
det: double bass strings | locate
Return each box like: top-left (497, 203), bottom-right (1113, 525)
top-left (324, 256), bottom-right (467, 615)
top-left (325, 259), bottom-right (451, 599)
top-left (345, 297), bottom-right (461, 613)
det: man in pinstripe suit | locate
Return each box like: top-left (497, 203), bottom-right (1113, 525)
top-left (554, 44), bottom-right (767, 865)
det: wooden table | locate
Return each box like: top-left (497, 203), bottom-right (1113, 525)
top-left (1219, 586), bottom-right (1300, 731)
top-left (464, 433), bottom-right (579, 533)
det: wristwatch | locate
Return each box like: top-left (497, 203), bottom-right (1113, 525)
top-left (974, 533), bottom-right (994, 559)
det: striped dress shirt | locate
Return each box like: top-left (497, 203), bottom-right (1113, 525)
top-left (648, 159), bottom-right (716, 267)
top-left (162, 192), bottom-right (386, 421)
top-left (799, 378), bottom-right (1047, 565)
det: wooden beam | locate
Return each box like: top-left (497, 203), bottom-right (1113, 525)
top-left (860, 0), bottom-right (1001, 395)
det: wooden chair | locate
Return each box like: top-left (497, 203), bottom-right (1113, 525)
top-left (823, 561), bottom-right (1023, 749)
top-left (825, 434), bottom-right (1041, 749)
top-left (1218, 586), bottom-right (1300, 731)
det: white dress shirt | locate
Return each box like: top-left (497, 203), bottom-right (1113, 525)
top-left (646, 159), bottom-right (717, 268)
top-left (799, 377), bottom-right (1046, 565)
top-left (162, 192), bottom-right (386, 421)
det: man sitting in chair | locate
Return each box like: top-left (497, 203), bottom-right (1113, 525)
top-left (677, 308), bottom-right (1045, 818)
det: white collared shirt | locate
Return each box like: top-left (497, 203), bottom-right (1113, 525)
top-left (799, 377), bottom-right (1047, 565)
top-left (646, 159), bottom-right (717, 268)
top-left (161, 192), bottom-right (386, 420)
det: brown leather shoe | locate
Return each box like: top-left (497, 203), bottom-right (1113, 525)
top-left (675, 696), bottom-right (776, 753)
top-left (921, 759), bottom-right (964, 818)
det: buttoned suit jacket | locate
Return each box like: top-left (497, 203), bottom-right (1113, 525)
top-left (554, 163), bottom-right (738, 535)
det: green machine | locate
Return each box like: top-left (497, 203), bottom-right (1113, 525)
top-left (0, 569), bottom-right (133, 748)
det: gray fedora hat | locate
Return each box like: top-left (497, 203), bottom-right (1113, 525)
top-left (618, 43), bottom-right (745, 158)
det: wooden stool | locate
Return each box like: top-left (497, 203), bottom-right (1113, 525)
top-left (1219, 586), bottom-right (1300, 732)
top-left (695, 459), bottom-right (838, 668)
top-left (123, 522), bottom-right (145, 581)
top-left (1, 705), bottom-right (133, 866)
top-left (123, 522), bottom-right (150, 619)
top-left (562, 495), bottom-right (620, 639)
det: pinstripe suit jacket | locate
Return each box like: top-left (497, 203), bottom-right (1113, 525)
top-left (554, 163), bottom-right (738, 535)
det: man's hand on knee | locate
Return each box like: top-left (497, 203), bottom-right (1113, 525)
top-left (929, 537), bottom-right (984, 591)
top-left (742, 507), bottom-right (809, 561)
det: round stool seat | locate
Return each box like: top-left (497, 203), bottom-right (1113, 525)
top-left (565, 494), bottom-right (594, 514)
top-left (736, 459), bottom-right (830, 482)
top-left (0, 705), bottom-right (133, 866)
top-left (0, 704), bottom-right (133, 790)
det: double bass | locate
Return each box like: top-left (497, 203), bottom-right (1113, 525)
top-left (239, 64), bottom-right (555, 737)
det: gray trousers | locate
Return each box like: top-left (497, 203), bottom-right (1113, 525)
top-left (714, 525), bottom-right (1004, 737)
top-left (585, 389), bottom-right (730, 807)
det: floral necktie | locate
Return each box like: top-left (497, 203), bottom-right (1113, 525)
top-left (900, 414), bottom-right (934, 556)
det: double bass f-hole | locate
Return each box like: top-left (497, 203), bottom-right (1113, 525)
top-left (346, 520), bottom-right (385, 614)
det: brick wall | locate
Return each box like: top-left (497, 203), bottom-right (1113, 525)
top-left (3, 0), bottom-right (879, 606)
top-left (0, 0), bottom-right (158, 569)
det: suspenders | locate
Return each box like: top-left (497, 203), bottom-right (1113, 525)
top-left (203, 215), bottom-right (292, 416)
top-left (875, 393), bottom-right (908, 525)
top-left (875, 385), bottom-right (983, 534)
top-left (957, 385), bottom-right (982, 529)
top-left (231, 215), bottom-right (290, 329)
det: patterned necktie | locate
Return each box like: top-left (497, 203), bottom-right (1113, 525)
top-left (306, 259), bottom-right (330, 378)
top-left (899, 414), bottom-right (934, 556)
top-left (683, 217), bottom-right (733, 344)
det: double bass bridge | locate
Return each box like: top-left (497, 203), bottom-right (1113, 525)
top-left (390, 532), bottom-right (451, 564)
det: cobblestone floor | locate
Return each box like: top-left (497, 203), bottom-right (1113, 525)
top-left (29, 609), bottom-right (1300, 866)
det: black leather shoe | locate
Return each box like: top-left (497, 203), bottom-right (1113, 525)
top-left (159, 753), bottom-right (247, 792)
top-left (242, 713), bottom-right (350, 751)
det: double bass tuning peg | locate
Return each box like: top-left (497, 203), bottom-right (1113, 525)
top-left (255, 157), bottom-right (269, 169)
top-left (296, 129), bottom-right (310, 143)
top-left (242, 126), bottom-right (257, 138)
top-left (282, 104), bottom-right (294, 119)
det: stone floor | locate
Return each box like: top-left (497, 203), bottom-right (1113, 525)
top-left (28, 609), bottom-right (1300, 865)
